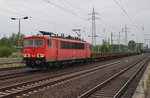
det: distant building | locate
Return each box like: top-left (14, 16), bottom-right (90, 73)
top-left (137, 43), bottom-right (144, 50)
top-left (144, 45), bottom-right (149, 49)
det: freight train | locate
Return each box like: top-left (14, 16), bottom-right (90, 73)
top-left (23, 31), bottom-right (139, 68)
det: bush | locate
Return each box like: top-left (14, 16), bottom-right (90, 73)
top-left (0, 46), bottom-right (12, 57)
top-left (12, 52), bottom-right (22, 58)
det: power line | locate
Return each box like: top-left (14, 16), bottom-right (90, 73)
top-left (113, 0), bottom-right (139, 29)
top-left (0, 8), bottom-right (73, 31)
top-left (43, 0), bottom-right (89, 21)
top-left (3, 1), bottom-right (28, 16)
top-left (1, 1), bottom-right (93, 37)
top-left (61, 0), bottom-right (88, 15)
top-left (0, 9), bottom-right (25, 16)
top-left (8, 1), bottom-right (52, 17)
top-left (44, 0), bottom-right (76, 15)
top-left (8, 0), bottom-right (91, 29)
top-left (7, 1), bottom-right (79, 27)
top-left (0, 7), bottom-right (82, 30)
top-left (123, 0), bottom-right (140, 27)
top-left (0, 22), bottom-right (39, 31)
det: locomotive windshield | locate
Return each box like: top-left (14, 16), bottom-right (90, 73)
top-left (24, 39), bottom-right (44, 46)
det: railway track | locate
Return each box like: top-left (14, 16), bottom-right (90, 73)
top-left (0, 67), bottom-right (34, 81)
top-left (0, 58), bottom-right (126, 82)
top-left (0, 66), bottom-right (25, 72)
top-left (78, 56), bottom-right (149, 98)
top-left (0, 61), bottom-right (24, 71)
top-left (0, 57), bottom-right (131, 98)
top-left (0, 55), bottom-right (138, 82)
top-left (0, 69), bottom-right (41, 81)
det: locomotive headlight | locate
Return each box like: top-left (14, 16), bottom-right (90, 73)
top-left (37, 54), bottom-right (45, 58)
top-left (23, 54), bottom-right (30, 57)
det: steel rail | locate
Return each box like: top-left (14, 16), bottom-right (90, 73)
top-left (0, 59), bottom-right (125, 98)
top-left (78, 55), bottom-right (148, 98)
top-left (0, 61), bottom-right (22, 65)
top-left (0, 58), bottom-right (124, 82)
top-left (113, 57), bottom-right (150, 98)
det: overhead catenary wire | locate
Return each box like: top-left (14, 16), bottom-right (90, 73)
top-left (43, 0), bottom-right (76, 15)
top-left (61, 0), bottom-right (88, 15)
top-left (123, 0), bottom-right (140, 27)
top-left (3, 1), bottom-right (28, 16)
top-left (0, 8), bottom-right (92, 38)
top-left (43, 0), bottom-right (89, 22)
top-left (9, 0), bottom-right (53, 18)
top-left (1, 0), bottom-right (94, 31)
top-left (0, 9), bottom-right (72, 33)
top-left (0, 1), bottom-right (114, 35)
top-left (113, 0), bottom-right (139, 29)
top-left (0, 1), bottom-right (126, 40)
top-left (7, 0), bottom-right (91, 30)
top-left (0, 9), bottom-right (25, 16)
top-left (0, 8), bottom-right (82, 30)
top-left (59, 0), bottom-right (120, 36)
top-left (0, 22), bottom-right (40, 31)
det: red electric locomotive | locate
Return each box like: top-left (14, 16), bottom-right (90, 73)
top-left (23, 31), bottom-right (90, 68)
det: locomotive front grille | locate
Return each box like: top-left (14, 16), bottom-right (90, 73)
top-left (23, 58), bottom-right (45, 68)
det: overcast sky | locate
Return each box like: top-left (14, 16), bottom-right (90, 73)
top-left (0, 0), bottom-right (150, 46)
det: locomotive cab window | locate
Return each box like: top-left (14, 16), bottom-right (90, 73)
top-left (34, 39), bottom-right (43, 46)
top-left (47, 40), bottom-right (52, 46)
top-left (24, 40), bottom-right (33, 46)
top-left (24, 39), bottom-right (44, 46)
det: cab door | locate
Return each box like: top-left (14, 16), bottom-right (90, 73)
top-left (55, 40), bottom-right (58, 58)
top-left (86, 43), bottom-right (90, 58)
top-left (85, 43), bottom-right (88, 57)
top-left (46, 39), bottom-right (52, 59)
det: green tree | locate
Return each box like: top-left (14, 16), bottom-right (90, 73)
top-left (110, 44), bottom-right (119, 52)
top-left (0, 46), bottom-right (12, 57)
top-left (0, 36), bottom-right (8, 46)
top-left (100, 40), bottom-right (110, 52)
top-left (128, 40), bottom-right (136, 51)
top-left (0, 33), bottom-right (25, 57)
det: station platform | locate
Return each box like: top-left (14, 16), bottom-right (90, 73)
top-left (132, 61), bottom-right (150, 98)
